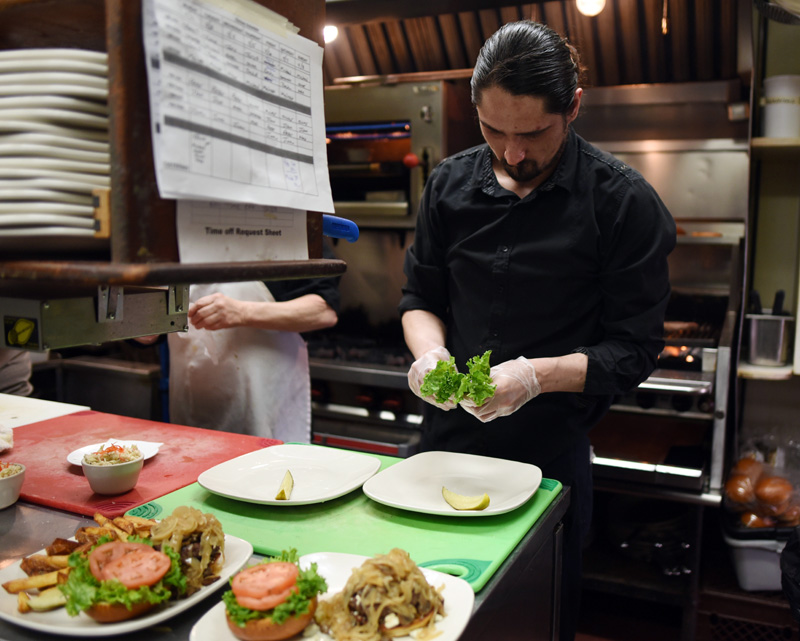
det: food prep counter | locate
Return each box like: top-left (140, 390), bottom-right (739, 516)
top-left (0, 410), bottom-right (568, 641)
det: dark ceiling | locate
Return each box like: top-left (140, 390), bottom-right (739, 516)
top-left (322, 0), bottom-right (751, 89)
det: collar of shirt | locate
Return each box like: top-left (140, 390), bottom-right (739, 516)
top-left (465, 128), bottom-right (580, 199)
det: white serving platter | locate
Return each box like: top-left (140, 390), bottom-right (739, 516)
top-left (0, 214), bottom-right (94, 228)
top-left (197, 443), bottom-right (381, 506)
top-left (0, 535), bottom-right (253, 637)
top-left (0, 49), bottom-right (107, 65)
top-left (190, 551), bottom-right (474, 641)
top-left (0, 59), bottom-right (107, 77)
top-left (362, 450), bottom-right (542, 517)
top-left (0, 95), bottom-right (108, 115)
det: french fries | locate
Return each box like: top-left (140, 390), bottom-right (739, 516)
top-left (2, 512), bottom-right (159, 613)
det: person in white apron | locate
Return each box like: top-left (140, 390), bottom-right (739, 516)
top-left (167, 269), bottom-right (340, 442)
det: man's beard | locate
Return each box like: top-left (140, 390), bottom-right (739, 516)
top-left (499, 125), bottom-right (568, 185)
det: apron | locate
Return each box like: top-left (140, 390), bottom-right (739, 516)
top-left (167, 281), bottom-right (310, 443)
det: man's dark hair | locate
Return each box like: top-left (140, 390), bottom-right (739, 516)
top-left (471, 20), bottom-right (583, 116)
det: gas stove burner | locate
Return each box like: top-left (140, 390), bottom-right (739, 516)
top-left (663, 321), bottom-right (720, 347)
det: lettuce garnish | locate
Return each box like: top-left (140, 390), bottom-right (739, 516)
top-left (420, 350), bottom-right (496, 406)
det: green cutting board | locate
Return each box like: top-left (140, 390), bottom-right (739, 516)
top-left (128, 449), bottom-right (562, 592)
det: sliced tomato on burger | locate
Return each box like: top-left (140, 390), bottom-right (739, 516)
top-left (232, 562), bottom-right (299, 610)
top-left (89, 542), bottom-right (171, 589)
top-left (223, 550), bottom-right (327, 641)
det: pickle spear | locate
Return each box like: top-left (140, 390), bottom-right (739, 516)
top-left (275, 469), bottom-right (294, 500)
top-left (442, 486), bottom-right (490, 511)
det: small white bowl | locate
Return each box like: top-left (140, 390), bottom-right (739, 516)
top-left (82, 457), bottom-right (143, 495)
top-left (0, 463), bottom-right (25, 509)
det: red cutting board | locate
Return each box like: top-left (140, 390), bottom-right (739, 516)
top-left (10, 411), bottom-right (279, 518)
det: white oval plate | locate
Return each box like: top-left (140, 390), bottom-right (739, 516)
top-left (190, 551), bottom-right (474, 641)
top-left (0, 95), bottom-right (108, 115)
top-left (0, 108), bottom-right (108, 129)
top-left (197, 443), bottom-right (381, 506)
top-left (362, 450), bottom-right (542, 517)
top-left (0, 534), bottom-right (253, 637)
top-left (0, 59), bottom-right (107, 76)
top-left (0, 189), bottom-right (93, 204)
top-left (0, 214), bottom-right (94, 229)
top-left (0, 84), bottom-right (108, 100)
top-left (0, 49), bottom-right (107, 65)
top-left (0, 202), bottom-right (93, 215)
top-left (0, 132), bottom-right (109, 152)
top-left (67, 440), bottom-right (163, 466)
top-left (0, 72), bottom-right (107, 89)
top-left (0, 226), bottom-right (95, 238)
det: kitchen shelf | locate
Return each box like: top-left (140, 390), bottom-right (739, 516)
top-left (0, 0), bottom-right (336, 289)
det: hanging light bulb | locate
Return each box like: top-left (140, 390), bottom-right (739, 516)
top-left (323, 25), bottom-right (339, 43)
top-left (576, 0), bottom-right (606, 16)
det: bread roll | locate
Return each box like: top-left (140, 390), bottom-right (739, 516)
top-left (725, 474), bottom-right (756, 504)
top-left (740, 511), bottom-right (775, 528)
top-left (755, 475), bottom-right (793, 506)
top-left (732, 457), bottom-right (763, 484)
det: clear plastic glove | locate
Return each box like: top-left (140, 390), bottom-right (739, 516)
top-left (461, 356), bottom-right (541, 422)
top-left (407, 346), bottom-right (458, 411)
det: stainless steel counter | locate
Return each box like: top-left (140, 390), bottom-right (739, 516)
top-left (0, 492), bottom-right (568, 640)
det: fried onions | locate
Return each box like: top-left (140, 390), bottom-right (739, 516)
top-left (315, 548), bottom-right (445, 641)
top-left (149, 505), bottom-right (225, 594)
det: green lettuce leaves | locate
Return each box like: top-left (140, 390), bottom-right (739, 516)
top-left (420, 350), bottom-right (496, 406)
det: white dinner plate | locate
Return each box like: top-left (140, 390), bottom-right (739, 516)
top-left (0, 202), bottom-right (93, 215)
top-left (0, 178), bottom-right (106, 195)
top-left (0, 120), bottom-right (108, 141)
top-left (0, 132), bottom-right (109, 153)
top-left (0, 108), bottom-right (108, 129)
top-left (0, 95), bottom-right (108, 115)
top-left (0, 226), bottom-right (95, 238)
top-left (197, 443), bottom-right (381, 506)
top-left (67, 440), bottom-right (164, 466)
top-left (0, 72), bottom-right (107, 89)
top-left (0, 142), bottom-right (110, 163)
top-left (0, 189), bottom-right (93, 205)
top-left (0, 59), bottom-right (107, 76)
top-left (0, 214), bottom-right (94, 228)
top-left (0, 157), bottom-right (109, 174)
top-left (0, 169), bottom-right (111, 186)
top-left (0, 83), bottom-right (108, 100)
top-left (0, 534), bottom-right (253, 637)
top-left (189, 551), bottom-right (474, 641)
top-left (0, 49), bottom-right (107, 65)
top-left (362, 450), bottom-right (542, 517)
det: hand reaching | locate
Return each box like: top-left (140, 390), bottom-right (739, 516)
top-left (407, 346), bottom-right (458, 411)
top-left (189, 293), bottom-right (247, 330)
top-left (460, 356), bottom-right (540, 422)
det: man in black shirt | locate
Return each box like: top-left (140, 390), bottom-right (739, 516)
top-left (399, 20), bottom-right (675, 641)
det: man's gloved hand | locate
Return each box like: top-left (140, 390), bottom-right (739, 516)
top-left (407, 346), bottom-right (458, 411)
top-left (460, 356), bottom-right (541, 422)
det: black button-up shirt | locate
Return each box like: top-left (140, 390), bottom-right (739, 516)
top-left (399, 129), bottom-right (676, 465)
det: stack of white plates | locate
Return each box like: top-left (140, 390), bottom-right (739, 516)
top-left (0, 48), bottom-right (111, 252)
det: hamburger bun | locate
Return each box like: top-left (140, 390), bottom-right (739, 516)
top-left (85, 601), bottom-right (156, 623)
top-left (225, 598), bottom-right (317, 641)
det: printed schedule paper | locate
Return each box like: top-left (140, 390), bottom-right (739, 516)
top-left (143, 0), bottom-right (334, 213)
top-left (176, 200), bottom-right (308, 263)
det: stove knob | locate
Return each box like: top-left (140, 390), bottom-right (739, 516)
top-left (670, 395), bottom-right (693, 413)
top-left (635, 392), bottom-right (657, 410)
top-left (697, 394), bottom-right (715, 414)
